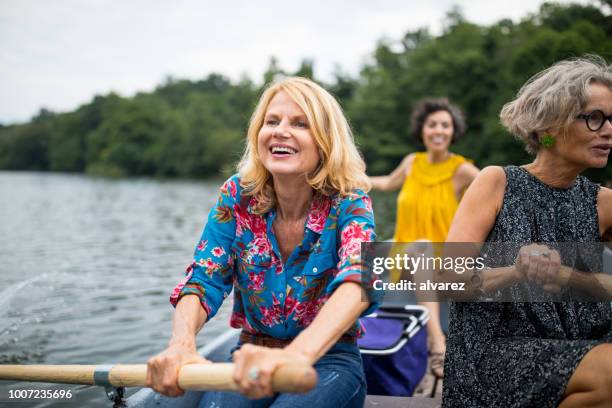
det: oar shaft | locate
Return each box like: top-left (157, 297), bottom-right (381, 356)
top-left (0, 363), bottom-right (317, 393)
top-left (0, 365), bottom-right (99, 385)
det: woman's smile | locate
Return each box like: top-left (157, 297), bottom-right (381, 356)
top-left (269, 143), bottom-right (299, 158)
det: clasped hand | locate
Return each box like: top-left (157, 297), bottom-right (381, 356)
top-left (515, 244), bottom-right (563, 293)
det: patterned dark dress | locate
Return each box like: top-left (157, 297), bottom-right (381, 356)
top-left (443, 166), bottom-right (612, 407)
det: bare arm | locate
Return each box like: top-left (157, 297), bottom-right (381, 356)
top-left (555, 265), bottom-right (612, 299)
top-left (145, 295), bottom-right (209, 396)
top-left (454, 161), bottom-right (480, 195)
top-left (436, 166), bottom-right (520, 297)
top-left (168, 295), bottom-right (208, 347)
top-left (598, 187), bottom-right (612, 244)
top-left (447, 165), bottom-right (505, 243)
top-left (369, 154), bottom-right (414, 192)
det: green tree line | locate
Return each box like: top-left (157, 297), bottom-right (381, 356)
top-left (1, 2), bottom-right (611, 182)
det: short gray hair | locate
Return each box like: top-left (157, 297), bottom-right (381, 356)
top-left (500, 55), bottom-right (612, 154)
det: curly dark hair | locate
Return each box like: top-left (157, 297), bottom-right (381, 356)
top-left (410, 98), bottom-right (466, 144)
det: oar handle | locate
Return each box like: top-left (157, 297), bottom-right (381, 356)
top-left (177, 363), bottom-right (317, 392)
top-left (0, 363), bottom-right (317, 393)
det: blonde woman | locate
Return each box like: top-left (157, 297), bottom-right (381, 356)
top-left (146, 77), bottom-right (378, 408)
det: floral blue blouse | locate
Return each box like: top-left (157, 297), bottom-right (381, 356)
top-left (170, 175), bottom-right (378, 339)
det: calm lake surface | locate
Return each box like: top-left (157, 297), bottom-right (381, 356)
top-left (0, 171), bottom-right (233, 407)
top-left (0, 171), bottom-right (398, 407)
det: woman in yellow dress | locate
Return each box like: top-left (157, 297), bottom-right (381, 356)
top-left (369, 98), bottom-right (479, 379)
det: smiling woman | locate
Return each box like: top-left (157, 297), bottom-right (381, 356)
top-left (368, 97), bottom-right (479, 380)
top-left (444, 55), bottom-right (612, 408)
top-left (146, 77), bottom-right (378, 408)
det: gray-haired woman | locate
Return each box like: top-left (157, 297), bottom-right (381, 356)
top-left (443, 56), bottom-right (612, 407)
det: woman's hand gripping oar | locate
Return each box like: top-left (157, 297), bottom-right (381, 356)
top-left (0, 362), bottom-right (317, 393)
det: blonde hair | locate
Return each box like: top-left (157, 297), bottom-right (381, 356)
top-left (237, 76), bottom-right (370, 213)
top-left (500, 55), bottom-right (612, 154)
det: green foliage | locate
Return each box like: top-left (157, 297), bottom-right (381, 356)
top-left (0, 2), bottom-right (610, 182)
top-left (295, 59), bottom-right (315, 79)
top-left (0, 109), bottom-right (53, 170)
top-left (347, 3), bottom-right (611, 182)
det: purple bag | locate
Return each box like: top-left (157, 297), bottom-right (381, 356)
top-left (358, 305), bottom-right (429, 396)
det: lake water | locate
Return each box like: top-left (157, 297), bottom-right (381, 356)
top-left (0, 171), bottom-right (233, 407)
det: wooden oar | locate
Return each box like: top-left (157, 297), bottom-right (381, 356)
top-left (0, 362), bottom-right (317, 393)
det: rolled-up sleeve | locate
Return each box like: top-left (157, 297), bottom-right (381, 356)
top-left (329, 192), bottom-right (380, 315)
top-left (169, 176), bottom-right (239, 321)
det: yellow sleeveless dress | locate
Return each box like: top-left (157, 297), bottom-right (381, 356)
top-left (392, 152), bottom-right (467, 242)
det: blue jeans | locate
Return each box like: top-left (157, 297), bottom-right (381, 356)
top-left (198, 342), bottom-right (366, 408)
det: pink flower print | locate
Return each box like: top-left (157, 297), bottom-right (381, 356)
top-left (230, 311), bottom-right (255, 331)
top-left (306, 194), bottom-right (331, 233)
top-left (198, 258), bottom-right (221, 277)
top-left (284, 295), bottom-right (298, 315)
top-left (220, 179), bottom-right (238, 200)
top-left (341, 221), bottom-right (373, 244)
top-left (212, 246), bottom-right (226, 257)
top-left (197, 240), bottom-right (207, 252)
top-left (233, 203), bottom-right (251, 236)
top-left (249, 236), bottom-right (271, 257)
top-left (206, 258), bottom-right (221, 269)
top-left (247, 271), bottom-right (265, 290)
top-left (250, 214), bottom-right (267, 236)
top-left (293, 297), bottom-right (326, 327)
top-left (259, 298), bottom-right (282, 327)
top-left (307, 211), bottom-right (326, 233)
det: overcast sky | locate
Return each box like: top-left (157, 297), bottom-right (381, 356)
top-left (0, 0), bottom-right (593, 124)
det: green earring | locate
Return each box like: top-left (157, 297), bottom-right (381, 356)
top-left (541, 134), bottom-right (555, 148)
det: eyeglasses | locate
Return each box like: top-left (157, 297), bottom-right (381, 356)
top-left (576, 110), bottom-right (612, 131)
